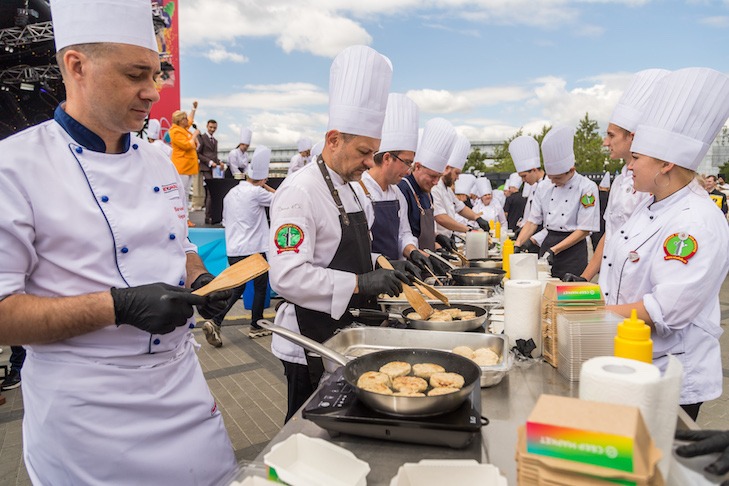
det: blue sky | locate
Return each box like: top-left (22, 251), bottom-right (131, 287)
top-left (177, 0), bottom-right (729, 150)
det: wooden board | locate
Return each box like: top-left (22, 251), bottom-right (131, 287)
top-left (192, 254), bottom-right (270, 296)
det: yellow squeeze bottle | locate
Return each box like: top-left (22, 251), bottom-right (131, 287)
top-left (495, 221), bottom-right (502, 239)
top-left (614, 309), bottom-right (652, 363)
top-left (502, 238), bottom-right (514, 279)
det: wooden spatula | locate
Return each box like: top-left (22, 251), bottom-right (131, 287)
top-left (376, 256), bottom-right (434, 319)
top-left (192, 254), bottom-right (270, 296)
top-left (412, 277), bottom-right (449, 306)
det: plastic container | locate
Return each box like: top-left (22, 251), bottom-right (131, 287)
top-left (556, 311), bottom-right (623, 382)
top-left (390, 460), bottom-right (507, 486)
top-left (614, 309), bottom-right (653, 363)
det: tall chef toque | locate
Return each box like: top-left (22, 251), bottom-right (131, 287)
top-left (378, 93), bottom-right (420, 154)
top-left (509, 135), bottom-right (541, 173)
top-left (541, 126), bottom-right (575, 175)
top-left (631, 67), bottom-right (729, 171)
top-left (610, 69), bottom-right (670, 133)
top-left (416, 118), bottom-right (456, 173)
top-left (327, 45), bottom-right (392, 139)
top-left (447, 134), bottom-right (471, 171)
top-left (247, 146), bottom-right (271, 180)
top-left (147, 119), bottom-right (161, 140)
top-left (475, 177), bottom-right (493, 197)
top-left (455, 173), bottom-right (476, 195)
top-left (239, 127), bottom-right (252, 145)
top-left (51, 0), bottom-right (158, 52)
top-left (599, 171), bottom-right (611, 189)
top-left (507, 172), bottom-right (523, 190)
top-left (297, 137), bottom-right (312, 153)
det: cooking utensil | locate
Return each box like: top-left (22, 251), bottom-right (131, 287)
top-left (452, 249), bottom-right (469, 266)
top-left (258, 320), bottom-right (481, 417)
top-left (352, 303), bottom-right (487, 332)
top-left (192, 253), bottom-right (269, 296)
top-left (377, 256), bottom-right (434, 319)
top-left (449, 267), bottom-right (506, 286)
top-left (411, 280), bottom-right (437, 300)
top-left (412, 277), bottom-right (449, 305)
top-left (421, 263), bottom-right (444, 285)
top-left (424, 249), bottom-right (457, 271)
top-left (468, 258), bottom-right (503, 270)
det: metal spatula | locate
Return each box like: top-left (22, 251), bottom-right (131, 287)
top-left (376, 256), bottom-right (434, 319)
top-left (192, 254), bottom-right (270, 296)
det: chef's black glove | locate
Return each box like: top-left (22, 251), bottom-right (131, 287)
top-left (358, 269), bottom-right (408, 297)
top-left (408, 250), bottom-right (434, 275)
top-left (524, 239), bottom-right (540, 254)
top-left (675, 429), bottom-right (729, 476)
top-left (111, 283), bottom-right (206, 334)
top-left (562, 273), bottom-right (587, 282)
top-left (435, 234), bottom-right (456, 253)
top-left (429, 255), bottom-right (452, 276)
top-left (190, 272), bottom-right (234, 319)
top-left (512, 338), bottom-right (537, 359)
top-left (389, 259), bottom-right (421, 282)
top-left (542, 248), bottom-right (555, 266)
top-left (476, 218), bottom-right (490, 232)
top-left (435, 249), bottom-right (459, 261)
top-left (513, 245), bottom-right (524, 253)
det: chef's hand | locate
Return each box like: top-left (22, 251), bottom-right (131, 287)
top-left (542, 248), bottom-right (555, 265)
top-left (357, 269), bottom-right (408, 297)
top-left (408, 251), bottom-right (434, 275)
top-left (435, 234), bottom-right (456, 253)
top-left (111, 283), bottom-right (206, 334)
top-left (388, 259), bottom-right (421, 282)
top-left (435, 249), bottom-right (458, 261)
top-left (562, 273), bottom-right (587, 282)
top-left (190, 273), bottom-right (233, 319)
top-left (476, 218), bottom-right (490, 232)
top-left (675, 429), bottom-right (729, 476)
top-left (429, 255), bottom-right (452, 276)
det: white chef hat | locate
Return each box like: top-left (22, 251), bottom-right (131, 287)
top-left (147, 119), bottom-right (161, 140)
top-left (610, 69), bottom-right (670, 132)
top-left (631, 68), bottom-right (729, 171)
top-left (509, 135), bottom-right (541, 172)
top-left (507, 172), bottom-right (523, 190)
top-left (239, 127), bottom-right (252, 145)
top-left (51, 0), bottom-right (158, 52)
top-left (247, 145), bottom-right (271, 180)
top-left (297, 137), bottom-right (312, 153)
top-left (416, 118), bottom-right (456, 173)
top-left (454, 173), bottom-right (476, 195)
top-left (447, 134), bottom-right (471, 171)
top-left (311, 140), bottom-right (324, 159)
top-left (378, 93), bottom-right (420, 154)
top-left (541, 126), bottom-right (575, 175)
top-left (475, 177), bottom-right (493, 197)
top-left (599, 171), bottom-right (611, 189)
top-left (327, 45), bottom-right (392, 139)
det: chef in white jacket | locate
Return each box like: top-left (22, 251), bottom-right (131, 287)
top-left (228, 127), bottom-right (252, 177)
top-left (601, 68), bottom-right (729, 420)
top-left (472, 177), bottom-right (507, 227)
top-left (0, 1), bottom-right (236, 484)
top-left (269, 46), bottom-right (411, 422)
top-left (146, 118), bottom-right (172, 157)
top-left (511, 135), bottom-right (547, 251)
top-left (287, 137), bottom-right (313, 175)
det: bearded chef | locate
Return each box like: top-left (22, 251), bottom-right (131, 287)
top-left (268, 46), bottom-right (412, 422)
top-left (601, 68), bottom-right (729, 420)
top-left (0, 0), bottom-right (236, 483)
top-left (575, 69), bottom-right (670, 282)
top-left (515, 126), bottom-right (600, 279)
top-left (511, 135), bottom-right (547, 252)
top-left (228, 127), bottom-right (252, 178)
top-left (352, 93), bottom-right (432, 276)
top-left (287, 137), bottom-right (313, 175)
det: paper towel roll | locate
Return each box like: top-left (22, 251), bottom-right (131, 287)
top-left (579, 356), bottom-right (683, 480)
top-left (503, 279), bottom-right (542, 354)
top-left (509, 253), bottom-right (538, 280)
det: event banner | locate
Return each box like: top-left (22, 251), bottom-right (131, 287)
top-left (149, 0), bottom-right (180, 139)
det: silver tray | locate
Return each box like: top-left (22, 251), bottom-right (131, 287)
top-left (323, 327), bottom-right (512, 387)
top-left (378, 286), bottom-right (500, 314)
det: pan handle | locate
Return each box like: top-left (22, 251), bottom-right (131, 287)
top-left (424, 249), bottom-right (457, 270)
top-left (257, 320), bottom-right (350, 367)
top-left (349, 308), bottom-right (400, 321)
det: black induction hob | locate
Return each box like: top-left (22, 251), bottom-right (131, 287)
top-left (302, 368), bottom-right (483, 449)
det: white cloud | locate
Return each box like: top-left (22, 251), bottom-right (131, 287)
top-left (406, 86), bottom-right (532, 114)
top-left (204, 44), bottom-right (248, 64)
top-left (699, 16), bottom-right (729, 27)
top-left (193, 83), bottom-right (328, 111)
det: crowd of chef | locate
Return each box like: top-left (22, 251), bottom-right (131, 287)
top-left (0, 0), bottom-right (728, 484)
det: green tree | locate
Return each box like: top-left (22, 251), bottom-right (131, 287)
top-left (464, 147), bottom-right (489, 173)
top-left (574, 113), bottom-right (608, 173)
top-left (489, 129), bottom-right (522, 173)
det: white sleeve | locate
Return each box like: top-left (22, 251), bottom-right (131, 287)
top-left (228, 150), bottom-right (241, 175)
top-left (527, 185), bottom-right (545, 225)
top-left (577, 180), bottom-right (601, 232)
top-left (431, 183), bottom-right (450, 217)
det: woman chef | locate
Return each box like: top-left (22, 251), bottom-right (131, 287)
top-left (268, 46), bottom-right (411, 422)
top-left (601, 67), bottom-right (729, 420)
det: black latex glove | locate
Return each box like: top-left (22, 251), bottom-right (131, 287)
top-left (542, 248), bottom-right (555, 265)
top-left (429, 255), bottom-right (452, 276)
top-left (111, 283), bottom-right (206, 334)
top-left (435, 249), bottom-right (459, 261)
top-left (435, 234), bottom-right (456, 253)
top-left (514, 245), bottom-right (524, 253)
top-left (562, 273), bottom-right (587, 282)
top-left (358, 268), bottom-right (409, 297)
top-left (191, 273), bottom-right (234, 319)
top-left (408, 250), bottom-right (434, 275)
top-left (476, 218), bottom-right (490, 232)
top-left (389, 259), bottom-right (421, 282)
top-left (675, 429), bottom-right (729, 476)
top-left (512, 338), bottom-right (537, 359)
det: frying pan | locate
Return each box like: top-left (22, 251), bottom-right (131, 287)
top-left (467, 258), bottom-right (503, 270)
top-left (258, 320), bottom-right (481, 417)
top-left (351, 303), bottom-right (487, 332)
top-left (449, 267), bottom-right (506, 286)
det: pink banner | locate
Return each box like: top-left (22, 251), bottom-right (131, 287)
top-left (149, 0), bottom-right (180, 139)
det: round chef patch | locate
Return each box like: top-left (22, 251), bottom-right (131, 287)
top-left (275, 224), bottom-right (304, 254)
top-left (663, 233), bottom-right (697, 264)
top-left (580, 193), bottom-right (596, 208)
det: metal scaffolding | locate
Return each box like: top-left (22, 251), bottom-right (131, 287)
top-left (0, 21), bottom-right (54, 49)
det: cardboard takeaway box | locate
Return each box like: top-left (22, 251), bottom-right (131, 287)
top-left (516, 395), bottom-right (663, 485)
top-left (541, 281), bottom-right (604, 367)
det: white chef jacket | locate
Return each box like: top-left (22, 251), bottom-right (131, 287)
top-left (472, 199), bottom-right (507, 227)
top-left (227, 147), bottom-right (249, 176)
top-left (287, 153), bottom-right (311, 175)
top-left (0, 110), bottom-right (235, 484)
top-left (599, 182), bottom-right (728, 404)
top-left (269, 162), bottom-right (375, 364)
top-left (492, 189), bottom-right (506, 208)
top-left (352, 171), bottom-right (418, 258)
top-left (150, 138), bottom-right (172, 158)
top-left (604, 165), bottom-right (651, 242)
top-left (432, 179), bottom-right (467, 237)
top-left (222, 181), bottom-right (273, 256)
top-left (527, 172), bottom-right (600, 233)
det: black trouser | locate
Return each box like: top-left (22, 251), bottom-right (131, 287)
top-left (9, 346), bottom-right (25, 372)
top-left (681, 402), bottom-right (703, 421)
top-left (202, 172), bottom-right (213, 221)
top-left (281, 360), bottom-right (314, 423)
top-left (540, 231), bottom-right (588, 280)
top-left (212, 254), bottom-right (269, 329)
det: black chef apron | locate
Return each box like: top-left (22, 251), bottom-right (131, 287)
top-left (402, 178), bottom-right (436, 251)
top-left (295, 157), bottom-right (375, 387)
top-left (540, 230), bottom-right (588, 280)
top-left (358, 181), bottom-right (400, 260)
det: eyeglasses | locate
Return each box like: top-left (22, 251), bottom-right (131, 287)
top-left (389, 152), bottom-right (414, 168)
